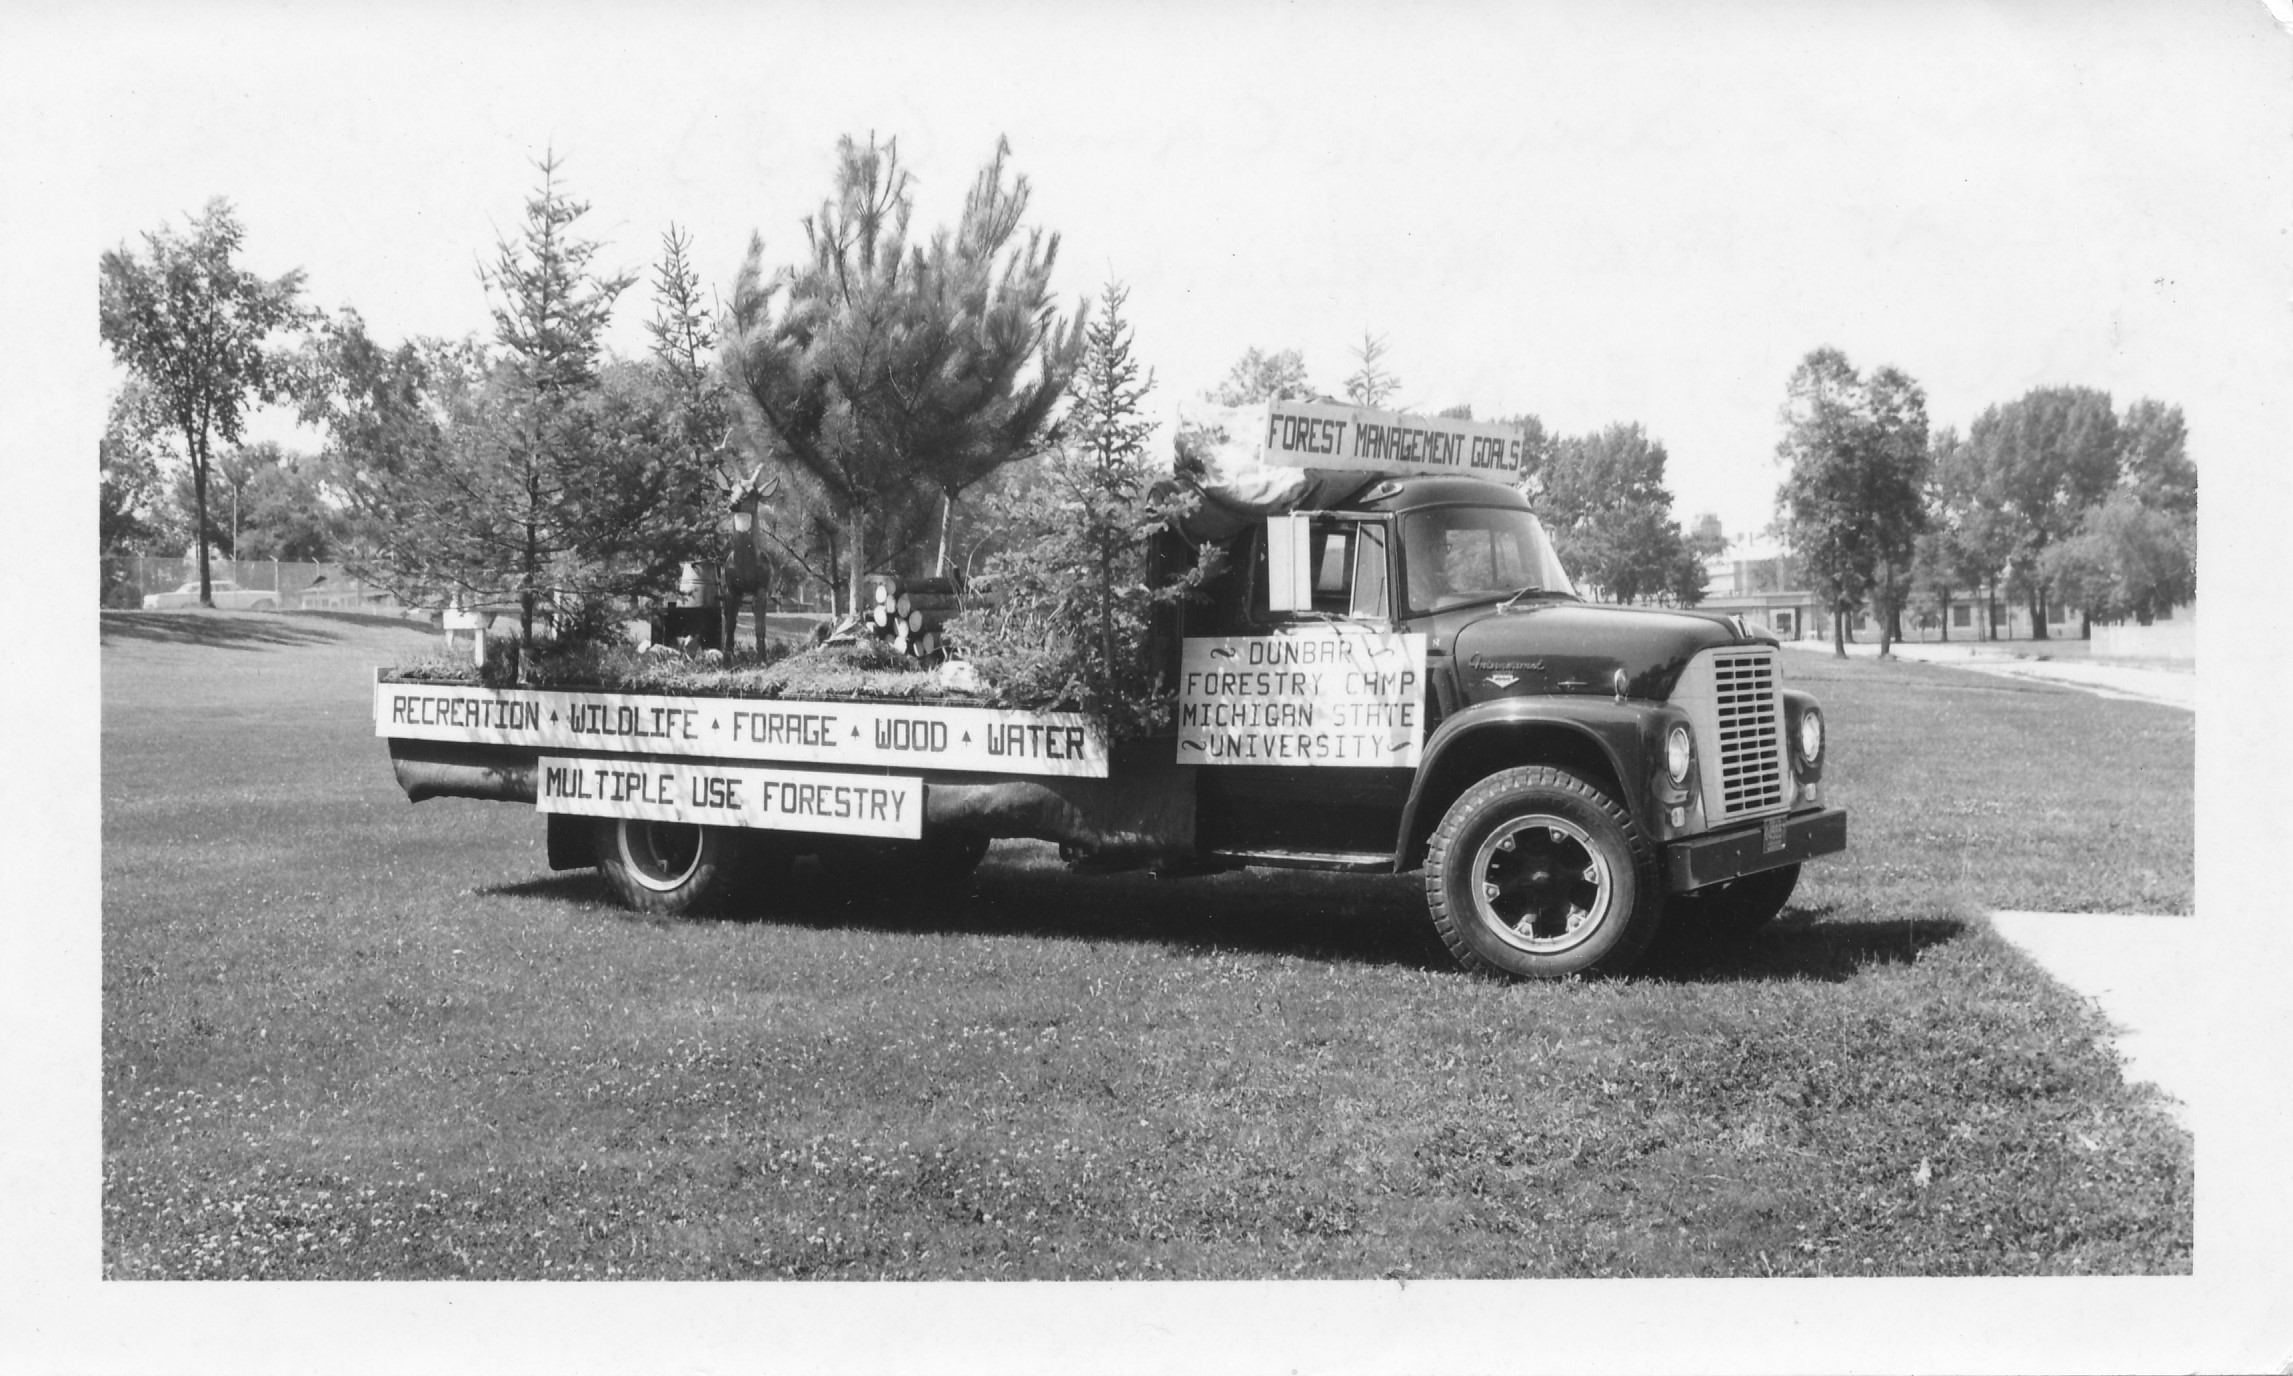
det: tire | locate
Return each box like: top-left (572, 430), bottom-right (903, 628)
top-left (592, 816), bottom-right (747, 917)
top-left (251, 599), bottom-right (276, 611)
top-left (1423, 766), bottom-right (1663, 979)
top-left (1667, 862), bottom-right (1799, 937)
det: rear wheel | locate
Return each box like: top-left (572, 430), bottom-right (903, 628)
top-left (593, 817), bottom-right (744, 916)
top-left (1423, 766), bottom-right (1662, 979)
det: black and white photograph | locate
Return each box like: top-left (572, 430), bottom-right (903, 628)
top-left (6, 0), bottom-right (2288, 1371)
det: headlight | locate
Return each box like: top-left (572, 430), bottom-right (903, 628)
top-left (1665, 724), bottom-right (1693, 784)
top-left (1797, 708), bottom-right (1824, 766)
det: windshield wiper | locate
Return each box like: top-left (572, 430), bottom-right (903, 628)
top-left (1496, 586), bottom-right (1579, 613)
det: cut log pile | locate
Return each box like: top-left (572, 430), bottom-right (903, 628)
top-left (851, 575), bottom-right (965, 663)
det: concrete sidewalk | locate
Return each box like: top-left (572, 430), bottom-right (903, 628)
top-left (1781, 638), bottom-right (2194, 711)
top-left (1987, 911), bottom-right (2198, 1128)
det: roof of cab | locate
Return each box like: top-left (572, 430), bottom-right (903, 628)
top-left (1343, 472), bottom-right (1532, 514)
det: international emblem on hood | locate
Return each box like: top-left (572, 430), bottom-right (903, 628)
top-left (1470, 653), bottom-right (1541, 690)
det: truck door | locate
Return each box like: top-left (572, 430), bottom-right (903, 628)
top-left (1191, 514), bottom-right (1416, 858)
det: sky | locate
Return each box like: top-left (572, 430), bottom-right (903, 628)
top-left (65, 0), bottom-right (2291, 549)
top-left (10, 2), bottom-right (2293, 1370)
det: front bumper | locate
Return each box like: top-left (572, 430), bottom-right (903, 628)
top-left (1663, 807), bottom-right (1846, 893)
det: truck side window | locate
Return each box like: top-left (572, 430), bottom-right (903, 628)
top-left (1310, 524), bottom-right (1352, 614)
top-left (1249, 517), bottom-right (1394, 623)
top-left (1350, 521), bottom-right (1390, 621)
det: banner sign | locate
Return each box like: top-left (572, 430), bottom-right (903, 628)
top-left (1257, 399), bottom-right (1525, 478)
top-left (1175, 631), bottom-right (1428, 767)
top-left (536, 755), bottom-right (923, 839)
top-left (376, 680), bottom-right (1105, 778)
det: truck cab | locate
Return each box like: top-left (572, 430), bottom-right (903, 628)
top-left (1173, 470), bottom-right (1845, 978)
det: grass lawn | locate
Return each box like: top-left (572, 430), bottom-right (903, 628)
top-left (101, 611), bottom-right (2192, 1279)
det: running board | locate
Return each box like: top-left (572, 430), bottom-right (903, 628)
top-left (1204, 848), bottom-right (1395, 874)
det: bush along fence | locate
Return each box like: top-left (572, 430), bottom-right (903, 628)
top-left (101, 556), bottom-right (411, 614)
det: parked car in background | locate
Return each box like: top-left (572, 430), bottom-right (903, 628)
top-left (140, 578), bottom-right (278, 611)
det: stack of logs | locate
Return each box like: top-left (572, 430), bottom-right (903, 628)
top-left (862, 575), bottom-right (964, 663)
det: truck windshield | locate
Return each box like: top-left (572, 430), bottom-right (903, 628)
top-left (1400, 507), bottom-right (1576, 614)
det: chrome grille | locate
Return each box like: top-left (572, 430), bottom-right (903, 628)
top-left (1709, 651), bottom-right (1784, 818)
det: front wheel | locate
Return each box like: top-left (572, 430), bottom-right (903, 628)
top-left (1423, 766), bottom-right (1662, 979)
top-left (593, 817), bottom-right (745, 916)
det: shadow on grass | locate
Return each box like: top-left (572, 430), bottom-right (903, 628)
top-left (287, 610), bottom-right (441, 634)
top-left (100, 610), bottom-right (348, 651)
top-left (1640, 908), bottom-right (1969, 984)
top-left (476, 873), bottom-right (610, 903)
top-left (764, 858), bottom-right (1461, 972)
top-left (495, 849), bottom-right (1972, 983)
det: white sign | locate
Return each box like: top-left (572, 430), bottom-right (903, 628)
top-left (1175, 631), bottom-right (1428, 767)
top-left (1256, 399), bottom-right (1525, 478)
top-left (536, 755), bottom-right (923, 838)
top-left (375, 679), bottom-right (1106, 778)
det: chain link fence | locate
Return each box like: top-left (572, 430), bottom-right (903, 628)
top-left (100, 556), bottom-right (418, 616)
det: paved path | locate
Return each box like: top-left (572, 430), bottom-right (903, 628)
top-left (1987, 911), bottom-right (2198, 1127)
top-left (1781, 639), bottom-right (2194, 711)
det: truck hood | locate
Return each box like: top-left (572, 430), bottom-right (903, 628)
top-left (1446, 601), bottom-right (1750, 703)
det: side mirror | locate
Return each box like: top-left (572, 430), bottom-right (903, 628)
top-left (1264, 513), bottom-right (1311, 612)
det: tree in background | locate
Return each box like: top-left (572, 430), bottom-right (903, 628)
top-left (165, 439), bottom-right (271, 557)
top-left (1533, 423), bottom-right (1702, 606)
top-left (2040, 489), bottom-right (2195, 627)
top-left (2036, 398), bottom-right (2195, 630)
top-left (1207, 347), bottom-right (1313, 405)
top-left (1494, 413), bottom-right (1559, 497)
top-left (724, 134), bottom-right (1083, 609)
top-left (1773, 347), bottom-right (1930, 657)
top-left (2117, 399), bottom-right (2198, 517)
top-left (304, 157), bottom-right (715, 645)
top-left (235, 449), bottom-right (349, 562)
top-left (295, 312), bottom-right (461, 580)
top-left (1342, 331), bottom-right (1400, 408)
top-left (1686, 513), bottom-right (1728, 561)
top-left (950, 283), bottom-right (1217, 732)
top-left (1908, 428), bottom-right (1993, 641)
top-left (100, 198), bottom-right (309, 606)
top-left (101, 381), bottom-right (172, 556)
top-left (1958, 386), bottom-right (2119, 640)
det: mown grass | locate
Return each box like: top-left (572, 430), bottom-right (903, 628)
top-left (101, 610), bottom-right (2192, 1279)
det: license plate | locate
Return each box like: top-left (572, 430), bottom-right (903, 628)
top-left (1762, 815), bottom-right (1787, 854)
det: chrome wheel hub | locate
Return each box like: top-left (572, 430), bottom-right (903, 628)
top-left (1468, 814), bottom-right (1612, 955)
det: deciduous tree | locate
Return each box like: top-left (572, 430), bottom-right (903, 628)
top-left (1773, 347), bottom-right (1930, 657)
top-left (1960, 386), bottom-right (2119, 640)
top-left (1207, 347), bottom-right (1313, 405)
top-left (2117, 399), bottom-right (2197, 517)
top-left (1534, 423), bottom-right (1702, 606)
top-left (99, 198), bottom-right (308, 605)
top-left (2040, 488), bottom-right (2194, 626)
top-left (100, 381), bottom-right (171, 556)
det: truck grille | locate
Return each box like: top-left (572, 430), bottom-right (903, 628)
top-left (1709, 652), bottom-right (1785, 817)
top-left (1674, 648), bottom-right (1788, 823)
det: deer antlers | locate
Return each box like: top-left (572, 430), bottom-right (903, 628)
top-left (727, 461), bottom-right (780, 507)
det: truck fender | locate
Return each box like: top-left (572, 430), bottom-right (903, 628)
top-left (1393, 699), bottom-right (1654, 872)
